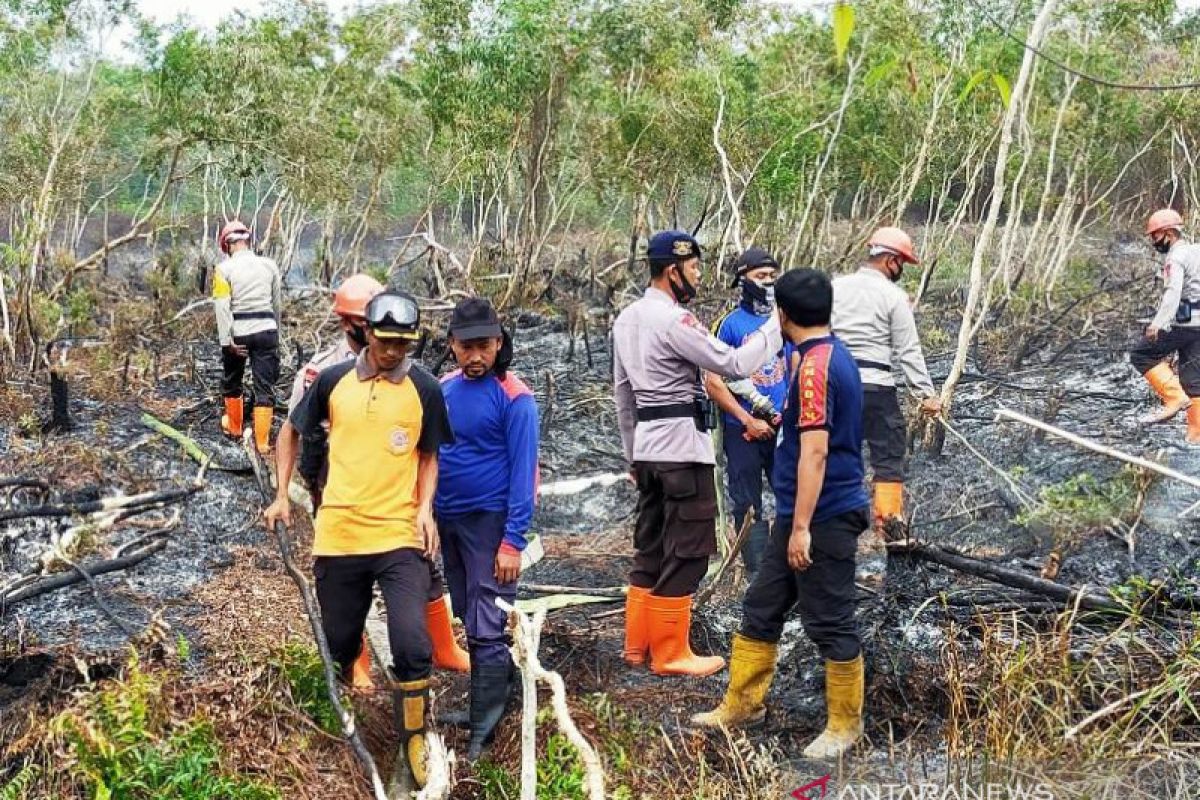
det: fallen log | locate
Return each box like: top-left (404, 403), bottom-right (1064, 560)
top-left (0, 485), bottom-right (198, 524)
top-left (140, 412), bottom-right (252, 473)
top-left (995, 407), bottom-right (1200, 495)
top-left (1, 538), bottom-right (168, 607)
top-left (887, 540), bottom-right (1124, 612)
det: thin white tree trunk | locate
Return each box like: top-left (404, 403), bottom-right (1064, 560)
top-left (940, 0), bottom-right (1059, 412)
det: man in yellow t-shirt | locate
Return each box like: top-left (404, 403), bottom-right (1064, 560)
top-left (264, 290), bottom-right (453, 789)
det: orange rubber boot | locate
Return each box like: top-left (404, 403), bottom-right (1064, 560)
top-left (646, 594), bottom-right (726, 677)
top-left (427, 597), bottom-right (470, 672)
top-left (220, 397), bottom-right (243, 438)
top-left (623, 586), bottom-right (651, 666)
top-left (1141, 364), bottom-right (1191, 424)
top-left (1187, 404), bottom-right (1200, 445)
top-left (349, 633), bottom-right (374, 690)
top-left (872, 481), bottom-right (904, 532)
top-left (253, 406), bottom-right (273, 454)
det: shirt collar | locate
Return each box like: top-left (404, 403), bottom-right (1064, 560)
top-left (645, 286), bottom-right (675, 305)
top-left (857, 266), bottom-right (889, 281)
top-left (355, 348), bottom-right (412, 383)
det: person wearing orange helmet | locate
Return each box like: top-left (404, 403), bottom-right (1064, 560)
top-left (1131, 208), bottom-right (1200, 442)
top-left (213, 220), bottom-right (282, 453)
top-left (270, 274), bottom-right (470, 690)
top-left (830, 226), bottom-right (941, 537)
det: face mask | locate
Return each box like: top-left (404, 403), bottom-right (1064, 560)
top-left (740, 278), bottom-right (776, 315)
top-left (888, 258), bottom-right (904, 283)
top-left (347, 323), bottom-right (369, 349)
top-left (1153, 237), bottom-right (1172, 255)
top-left (668, 265), bottom-right (698, 304)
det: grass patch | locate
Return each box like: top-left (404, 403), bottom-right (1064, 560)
top-left (51, 653), bottom-right (280, 800)
top-left (270, 642), bottom-right (340, 735)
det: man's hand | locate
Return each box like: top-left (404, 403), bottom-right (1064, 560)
top-left (1146, 325), bottom-right (1160, 342)
top-left (920, 396), bottom-right (943, 417)
top-left (263, 496), bottom-right (291, 529)
top-left (787, 524), bottom-right (813, 571)
top-left (495, 548), bottom-right (521, 584)
top-left (418, 507), bottom-right (440, 559)
top-left (223, 343), bottom-right (249, 358)
top-left (742, 417), bottom-right (774, 441)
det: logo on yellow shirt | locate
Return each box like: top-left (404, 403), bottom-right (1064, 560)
top-left (389, 427), bottom-right (412, 455)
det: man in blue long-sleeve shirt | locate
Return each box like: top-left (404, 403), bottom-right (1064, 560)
top-left (436, 297), bottom-right (539, 761)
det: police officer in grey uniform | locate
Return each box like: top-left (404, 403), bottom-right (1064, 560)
top-left (613, 230), bottom-right (783, 678)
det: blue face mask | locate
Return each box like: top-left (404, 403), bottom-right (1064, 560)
top-left (741, 278), bottom-right (775, 315)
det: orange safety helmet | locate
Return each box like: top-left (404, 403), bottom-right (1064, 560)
top-left (1146, 208), bottom-right (1184, 237)
top-left (868, 226), bottom-right (919, 265)
top-left (333, 274), bottom-right (384, 318)
top-left (218, 220), bottom-right (252, 255)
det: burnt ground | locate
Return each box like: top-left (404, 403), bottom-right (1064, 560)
top-left (4, 269), bottom-right (1200, 797)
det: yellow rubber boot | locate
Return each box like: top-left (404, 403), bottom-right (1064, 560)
top-left (253, 406), bottom-right (273, 454)
top-left (690, 633), bottom-right (777, 729)
top-left (1141, 364), bottom-right (1191, 424)
top-left (623, 586), bottom-right (651, 666)
top-left (1187, 404), bottom-right (1200, 445)
top-left (802, 655), bottom-right (865, 760)
top-left (872, 481), bottom-right (904, 533)
top-left (390, 676), bottom-right (429, 790)
top-left (220, 397), bottom-right (243, 438)
top-left (348, 633), bottom-right (374, 690)
top-left (646, 594), bottom-right (725, 677)
top-left (427, 597), bottom-right (470, 672)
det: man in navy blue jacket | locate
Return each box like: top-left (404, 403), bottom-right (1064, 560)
top-left (436, 297), bottom-right (539, 761)
top-left (705, 247), bottom-right (787, 572)
top-left (692, 268), bottom-right (870, 761)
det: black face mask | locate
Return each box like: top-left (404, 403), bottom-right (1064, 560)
top-left (668, 264), bottom-right (698, 304)
top-left (740, 278), bottom-right (776, 315)
top-left (1153, 237), bottom-right (1172, 255)
top-left (887, 257), bottom-right (904, 283)
top-left (347, 323), bottom-right (369, 349)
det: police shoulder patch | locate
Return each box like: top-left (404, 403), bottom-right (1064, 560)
top-left (679, 311), bottom-right (703, 329)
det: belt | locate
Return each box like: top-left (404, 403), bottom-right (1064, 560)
top-left (855, 359), bottom-right (891, 372)
top-left (233, 311), bottom-right (276, 321)
top-left (636, 402), bottom-right (699, 423)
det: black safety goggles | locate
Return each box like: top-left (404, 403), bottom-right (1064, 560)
top-left (365, 292), bottom-right (421, 339)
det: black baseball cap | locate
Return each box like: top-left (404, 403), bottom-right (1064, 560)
top-left (449, 297), bottom-right (503, 340)
top-left (730, 246), bottom-right (779, 287)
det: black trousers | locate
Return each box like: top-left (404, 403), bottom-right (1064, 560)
top-left (314, 547), bottom-right (432, 681)
top-left (1129, 327), bottom-right (1200, 396)
top-left (722, 425), bottom-right (775, 571)
top-left (630, 461), bottom-right (718, 597)
top-left (862, 386), bottom-right (905, 482)
top-left (739, 509), bottom-right (869, 662)
top-left (222, 329), bottom-right (280, 407)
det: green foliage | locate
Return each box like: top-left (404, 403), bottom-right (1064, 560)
top-left (475, 734), bottom-right (588, 800)
top-left (0, 764), bottom-right (40, 800)
top-left (52, 654), bottom-right (280, 800)
top-left (271, 642), bottom-right (340, 735)
top-left (1018, 468), bottom-right (1142, 535)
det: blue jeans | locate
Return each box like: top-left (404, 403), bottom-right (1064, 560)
top-left (438, 510), bottom-right (517, 666)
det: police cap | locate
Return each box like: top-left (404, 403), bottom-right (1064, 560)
top-left (647, 230), bottom-right (702, 265)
